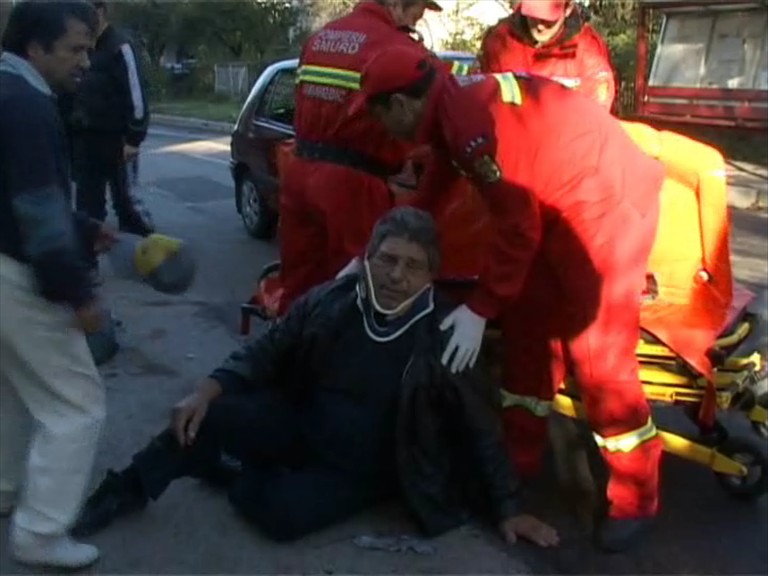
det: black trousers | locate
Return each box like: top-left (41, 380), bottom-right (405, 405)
top-left (72, 133), bottom-right (154, 240)
top-left (130, 390), bottom-right (389, 542)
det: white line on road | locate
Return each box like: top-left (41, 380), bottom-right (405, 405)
top-left (157, 140), bottom-right (231, 153)
top-left (149, 127), bottom-right (230, 142)
top-left (154, 150), bottom-right (230, 166)
top-left (145, 139), bottom-right (231, 166)
top-left (145, 148), bottom-right (229, 166)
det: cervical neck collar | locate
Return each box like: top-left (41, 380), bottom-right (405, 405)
top-left (356, 259), bottom-right (434, 342)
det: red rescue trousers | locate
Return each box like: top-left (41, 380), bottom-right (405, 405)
top-left (278, 157), bottom-right (393, 314)
top-left (500, 199), bottom-right (662, 519)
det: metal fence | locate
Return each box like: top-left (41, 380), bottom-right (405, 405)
top-left (618, 79), bottom-right (637, 118)
top-left (214, 63), bottom-right (253, 98)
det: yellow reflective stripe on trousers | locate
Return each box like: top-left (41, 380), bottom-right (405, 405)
top-left (492, 72), bottom-right (523, 105)
top-left (450, 61), bottom-right (471, 76)
top-left (297, 65), bottom-right (361, 90)
top-left (593, 417), bottom-right (658, 453)
top-left (501, 390), bottom-right (551, 417)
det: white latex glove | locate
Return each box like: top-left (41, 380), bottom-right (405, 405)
top-left (336, 256), bottom-right (362, 279)
top-left (440, 304), bottom-right (487, 374)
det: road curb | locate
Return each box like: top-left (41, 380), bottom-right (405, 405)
top-left (153, 114), bottom-right (234, 134)
top-left (152, 114), bottom-right (767, 210)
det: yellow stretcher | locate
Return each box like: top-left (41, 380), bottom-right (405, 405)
top-left (486, 312), bottom-right (768, 502)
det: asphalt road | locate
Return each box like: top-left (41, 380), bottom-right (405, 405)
top-left (0, 127), bottom-right (766, 575)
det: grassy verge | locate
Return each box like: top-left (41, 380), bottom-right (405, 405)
top-left (153, 98), bottom-right (243, 124)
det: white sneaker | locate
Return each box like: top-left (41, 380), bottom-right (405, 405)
top-left (0, 491), bottom-right (16, 517)
top-left (10, 524), bottom-right (100, 569)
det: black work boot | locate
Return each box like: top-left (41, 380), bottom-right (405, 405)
top-left (596, 516), bottom-right (655, 553)
top-left (71, 469), bottom-right (148, 537)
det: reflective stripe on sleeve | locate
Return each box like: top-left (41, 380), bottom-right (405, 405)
top-left (297, 65), bottom-right (361, 91)
top-left (492, 72), bottom-right (523, 105)
top-left (501, 390), bottom-right (552, 417)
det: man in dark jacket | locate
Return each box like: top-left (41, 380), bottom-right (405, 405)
top-left (64, 0), bottom-right (153, 272)
top-left (72, 207), bottom-right (559, 547)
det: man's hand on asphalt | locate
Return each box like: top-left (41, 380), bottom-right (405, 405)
top-left (75, 300), bottom-right (104, 334)
top-left (499, 514), bottom-right (560, 548)
top-left (123, 144), bottom-right (140, 162)
top-left (94, 223), bottom-right (118, 254)
top-left (172, 379), bottom-right (222, 447)
top-left (172, 392), bottom-right (210, 447)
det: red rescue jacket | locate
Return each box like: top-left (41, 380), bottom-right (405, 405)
top-left (294, 1), bottom-right (433, 173)
top-left (478, 9), bottom-right (616, 111)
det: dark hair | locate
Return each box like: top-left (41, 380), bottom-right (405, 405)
top-left (368, 59), bottom-right (437, 108)
top-left (1, 0), bottom-right (98, 57)
top-left (367, 206), bottom-right (441, 272)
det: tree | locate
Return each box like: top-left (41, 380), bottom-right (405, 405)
top-left (110, 1), bottom-right (177, 66)
top-left (110, 0), bottom-right (300, 64)
top-left (422, 0), bottom-right (510, 53)
top-left (439, 0), bottom-right (490, 53)
top-left (304, 0), bottom-right (357, 30)
top-left (586, 1), bottom-right (643, 83)
top-left (179, 1), bottom-right (299, 61)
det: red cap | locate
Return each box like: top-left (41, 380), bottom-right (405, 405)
top-left (426, 0), bottom-right (443, 11)
top-left (349, 45), bottom-right (432, 116)
top-left (519, 0), bottom-right (567, 21)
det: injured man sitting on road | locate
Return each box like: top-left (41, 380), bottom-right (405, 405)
top-left (72, 206), bottom-right (559, 548)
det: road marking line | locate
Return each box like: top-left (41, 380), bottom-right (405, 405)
top-left (149, 128), bottom-right (231, 143)
top-left (157, 140), bottom-right (230, 153)
top-left (145, 148), bottom-right (229, 166)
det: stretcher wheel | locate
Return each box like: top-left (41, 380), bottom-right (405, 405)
top-left (714, 438), bottom-right (768, 501)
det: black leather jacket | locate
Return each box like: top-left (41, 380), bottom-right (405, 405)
top-left (209, 275), bottom-right (521, 536)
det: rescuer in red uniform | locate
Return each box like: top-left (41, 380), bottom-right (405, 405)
top-left (278, 0), bottom-right (446, 314)
top-left (351, 45), bottom-right (665, 552)
top-left (479, 0), bottom-right (616, 111)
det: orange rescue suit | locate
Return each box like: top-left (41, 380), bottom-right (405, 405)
top-left (279, 1), bottom-right (433, 313)
top-left (414, 71), bottom-right (664, 520)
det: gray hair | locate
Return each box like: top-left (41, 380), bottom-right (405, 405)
top-left (366, 206), bottom-right (441, 273)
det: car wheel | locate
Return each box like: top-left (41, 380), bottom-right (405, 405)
top-left (238, 173), bottom-right (276, 239)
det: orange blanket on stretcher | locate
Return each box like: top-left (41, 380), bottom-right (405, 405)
top-left (622, 121), bottom-right (733, 378)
